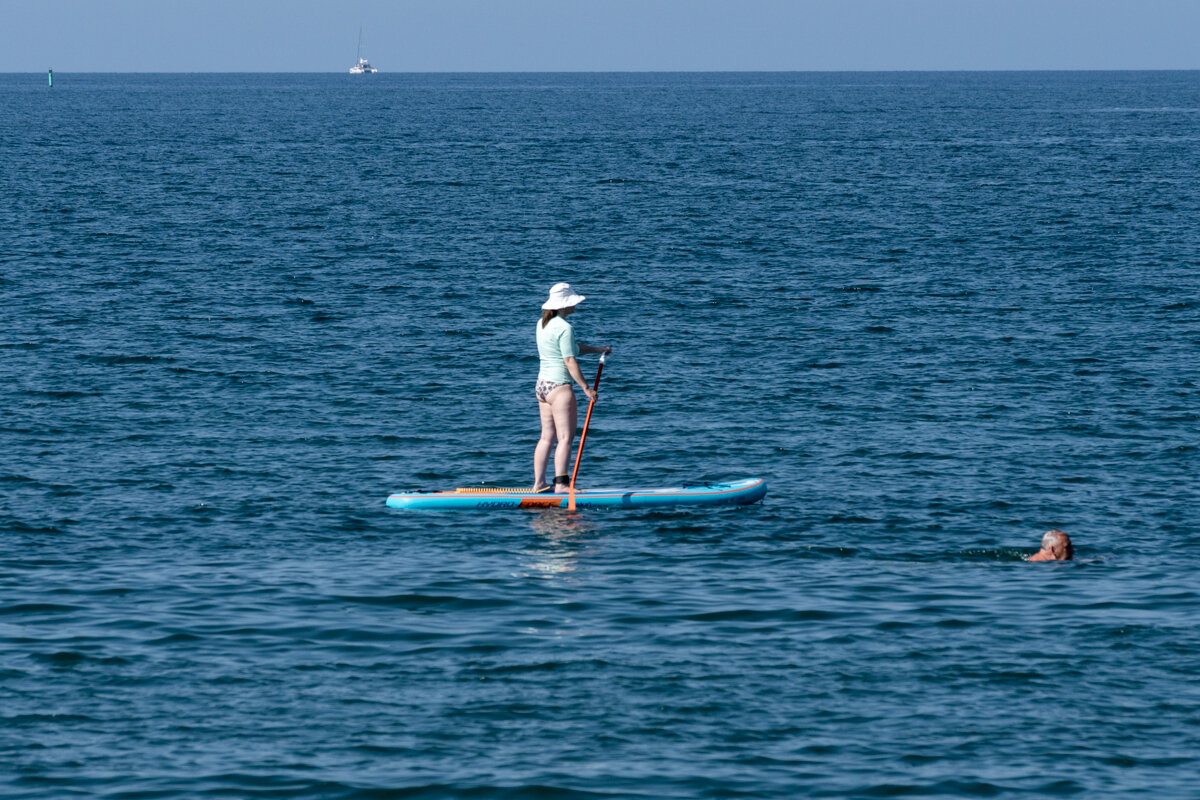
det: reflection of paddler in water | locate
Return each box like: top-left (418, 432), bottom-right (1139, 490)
top-left (1027, 529), bottom-right (1074, 562)
top-left (532, 283), bottom-right (612, 494)
top-left (523, 510), bottom-right (595, 576)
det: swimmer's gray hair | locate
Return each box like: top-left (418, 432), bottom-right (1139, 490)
top-left (1042, 529), bottom-right (1067, 548)
top-left (1042, 529), bottom-right (1074, 559)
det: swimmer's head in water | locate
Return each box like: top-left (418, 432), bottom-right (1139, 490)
top-left (1040, 529), bottom-right (1074, 561)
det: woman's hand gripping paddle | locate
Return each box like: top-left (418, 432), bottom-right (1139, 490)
top-left (569, 352), bottom-right (605, 512)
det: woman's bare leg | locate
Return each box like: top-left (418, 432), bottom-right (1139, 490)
top-left (533, 398), bottom-right (556, 490)
top-left (548, 385), bottom-right (578, 493)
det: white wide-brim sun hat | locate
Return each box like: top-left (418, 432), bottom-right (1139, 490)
top-left (542, 282), bottom-right (586, 310)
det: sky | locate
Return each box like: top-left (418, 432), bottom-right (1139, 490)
top-left (2, 0), bottom-right (1199, 72)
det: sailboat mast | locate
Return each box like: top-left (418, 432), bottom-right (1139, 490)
top-left (357, 26), bottom-right (364, 61)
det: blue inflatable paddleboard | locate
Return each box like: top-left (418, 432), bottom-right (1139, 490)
top-left (386, 477), bottom-right (766, 511)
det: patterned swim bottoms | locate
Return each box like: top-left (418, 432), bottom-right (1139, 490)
top-left (535, 379), bottom-right (571, 402)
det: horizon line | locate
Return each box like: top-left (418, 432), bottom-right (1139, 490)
top-left (10, 68), bottom-right (1200, 75)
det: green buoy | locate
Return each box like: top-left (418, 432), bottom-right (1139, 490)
top-left (48, 69), bottom-right (53, 87)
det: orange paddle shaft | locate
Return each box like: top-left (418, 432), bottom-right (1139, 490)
top-left (568, 353), bottom-right (605, 511)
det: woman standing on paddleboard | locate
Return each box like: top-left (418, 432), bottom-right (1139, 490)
top-left (533, 282), bottom-right (611, 493)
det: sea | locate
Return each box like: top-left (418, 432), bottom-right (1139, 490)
top-left (2, 72), bottom-right (1198, 799)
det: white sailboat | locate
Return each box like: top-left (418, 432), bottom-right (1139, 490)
top-left (348, 27), bottom-right (378, 74)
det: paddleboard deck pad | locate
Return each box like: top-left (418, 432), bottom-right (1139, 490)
top-left (386, 477), bottom-right (766, 510)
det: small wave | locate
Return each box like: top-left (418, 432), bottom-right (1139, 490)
top-left (0, 603), bottom-right (80, 615)
top-left (1090, 106), bottom-right (1200, 113)
top-left (470, 659), bottom-right (612, 675)
top-left (891, 549), bottom-right (1030, 563)
top-left (685, 608), bottom-right (843, 622)
top-left (23, 389), bottom-right (99, 399)
top-left (335, 593), bottom-right (513, 611)
top-left (149, 633), bottom-right (203, 644)
top-left (844, 779), bottom-right (1010, 797)
top-left (1, 521), bottom-right (66, 534)
top-left (79, 354), bottom-right (176, 366)
top-left (29, 651), bottom-right (89, 666)
top-left (2, 712), bottom-right (99, 724)
top-left (896, 451), bottom-right (955, 460)
top-left (1102, 754), bottom-right (1194, 768)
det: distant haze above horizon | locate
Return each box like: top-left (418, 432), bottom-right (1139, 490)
top-left (3, 0), bottom-right (1199, 73)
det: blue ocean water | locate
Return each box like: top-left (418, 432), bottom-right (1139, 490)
top-left (2, 71), bottom-right (1199, 798)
